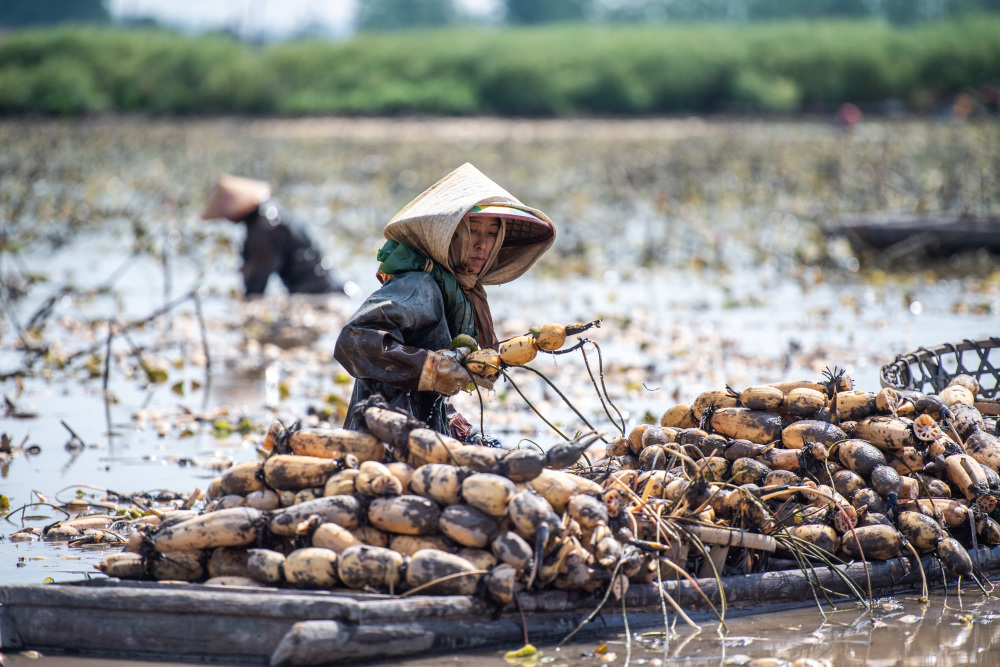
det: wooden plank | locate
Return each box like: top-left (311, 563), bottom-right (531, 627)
top-left (975, 400), bottom-right (1000, 417)
top-left (270, 611), bottom-right (698, 666)
top-left (0, 606), bottom-right (24, 651)
top-left (354, 595), bottom-right (489, 623)
top-left (698, 544), bottom-right (730, 579)
top-left (4, 546), bottom-right (1000, 664)
top-left (513, 588), bottom-right (591, 614)
top-left (830, 213), bottom-right (1000, 255)
top-left (0, 599), bottom-right (281, 661)
top-left (270, 619), bottom-right (487, 666)
top-left (661, 537), bottom-right (690, 567)
top-left (0, 583), bottom-right (362, 622)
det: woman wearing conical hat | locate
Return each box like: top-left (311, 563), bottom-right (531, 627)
top-left (335, 163), bottom-right (555, 437)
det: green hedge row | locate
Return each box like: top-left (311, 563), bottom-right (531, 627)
top-left (1, 18), bottom-right (999, 116)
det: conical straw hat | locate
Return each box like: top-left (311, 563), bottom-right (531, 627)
top-left (201, 174), bottom-right (272, 221)
top-left (384, 163), bottom-right (555, 286)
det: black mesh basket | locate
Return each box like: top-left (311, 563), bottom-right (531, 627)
top-left (880, 337), bottom-right (1000, 413)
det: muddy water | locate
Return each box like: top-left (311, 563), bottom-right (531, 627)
top-left (2, 227), bottom-right (993, 586)
top-left (399, 592), bottom-right (1000, 667)
top-left (1, 117), bottom-right (999, 665)
top-left (2, 232), bottom-right (997, 667)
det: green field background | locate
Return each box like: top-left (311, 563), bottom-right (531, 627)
top-left (1, 17), bottom-right (999, 116)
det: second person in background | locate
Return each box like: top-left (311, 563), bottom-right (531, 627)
top-left (202, 174), bottom-right (342, 297)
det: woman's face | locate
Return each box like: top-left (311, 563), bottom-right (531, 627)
top-left (466, 217), bottom-right (501, 274)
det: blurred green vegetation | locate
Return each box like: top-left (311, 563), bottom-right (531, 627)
top-left (1, 17), bottom-right (999, 116)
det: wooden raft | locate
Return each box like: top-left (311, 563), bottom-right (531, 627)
top-left (826, 212), bottom-right (1000, 259)
top-left (5, 545), bottom-right (1000, 666)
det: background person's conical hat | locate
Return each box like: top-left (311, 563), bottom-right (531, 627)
top-left (383, 163), bottom-right (555, 286)
top-left (201, 174), bottom-right (272, 221)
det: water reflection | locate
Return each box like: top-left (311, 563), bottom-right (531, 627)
top-left (391, 592), bottom-right (1000, 667)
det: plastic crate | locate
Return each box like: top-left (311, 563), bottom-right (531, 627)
top-left (880, 337), bottom-right (1000, 414)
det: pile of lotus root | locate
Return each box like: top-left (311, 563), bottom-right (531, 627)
top-left (97, 372), bottom-right (1000, 602)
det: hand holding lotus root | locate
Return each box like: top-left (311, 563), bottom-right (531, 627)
top-left (463, 320), bottom-right (602, 380)
top-left (419, 348), bottom-right (492, 396)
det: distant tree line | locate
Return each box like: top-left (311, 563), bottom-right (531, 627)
top-left (4, 0), bottom-right (1000, 33)
top-left (590, 0), bottom-right (1000, 25)
top-left (354, 0), bottom-right (1000, 31)
top-left (1, 19), bottom-right (997, 116)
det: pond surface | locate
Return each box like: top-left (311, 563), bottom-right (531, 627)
top-left (1, 117), bottom-right (999, 665)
